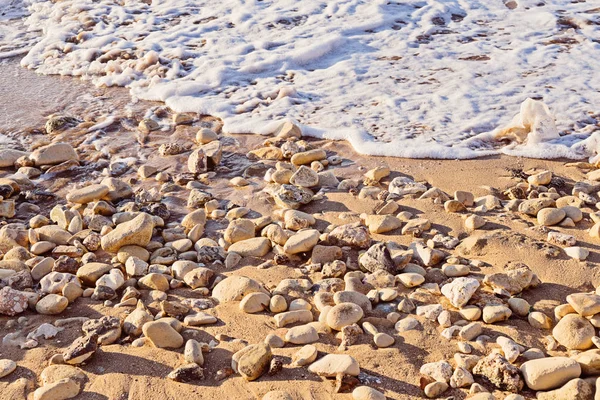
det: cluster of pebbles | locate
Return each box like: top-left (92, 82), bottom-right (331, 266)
top-left (2, 115), bottom-right (600, 399)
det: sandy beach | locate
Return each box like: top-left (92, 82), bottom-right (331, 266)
top-left (1, 1), bottom-right (600, 399)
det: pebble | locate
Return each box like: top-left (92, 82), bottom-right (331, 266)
top-left (520, 357), bottom-right (581, 390)
top-left (36, 294), bottom-right (69, 315)
top-left (326, 302), bottom-right (364, 331)
top-left (552, 314), bottom-right (594, 350)
top-left (352, 386), bottom-right (385, 400)
top-left (33, 378), bottom-right (80, 400)
top-left (0, 359), bottom-right (17, 378)
top-left (142, 320), bottom-right (184, 349)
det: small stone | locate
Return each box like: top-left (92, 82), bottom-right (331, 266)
top-left (482, 305), bottom-right (512, 324)
top-left (441, 277), bottom-right (480, 308)
top-left (33, 378), bottom-right (80, 400)
top-left (234, 343), bottom-right (272, 381)
top-left (373, 333), bottom-right (394, 348)
top-left (472, 353), bottom-right (523, 392)
top-left (537, 208), bottom-right (566, 226)
top-left (536, 378), bottom-right (593, 400)
top-left (327, 303), bottom-right (364, 331)
top-left (240, 292), bottom-right (270, 314)
top-left (528, 311), bottom-right (552, 329)
top-left (167, 363), bottom-right (204, 383)
top-left (424, 381), bottom-right (448, 398)
top-left (352, 386), bottom-right (385, 400)
top-left (36, 294), bottom-right (69, 315)
top-left (0, 359), bottom-right (17, 378)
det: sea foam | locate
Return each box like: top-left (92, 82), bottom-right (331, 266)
top-left (4, 0), bottom-right (600, 159)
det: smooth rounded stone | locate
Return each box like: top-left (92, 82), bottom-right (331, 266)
top-left (420, 361), bottom-right (453, 383)
top-left (33, 378), bottom-right (80, 400)
top-left (438, 310), bottom-right (452, 328)
top-left (291, 149), bottom-right (326, 165)
top-left (262, 391), bottom-right (293, 400)
top-left (566, 293), bottom-right (600, 316)
top-left (274, 310), bottom-right (313, 328)
top-left (364, 215), bottom-right (401, 234)
top-left (507, 298), bottom-right (530, 317)
top-left (0, 359), bottom-right (16, 378)
top-left (334, 291), bottom-right (372, 313)
top-left (552, 314), bottom-right (595, 350)
top-left (444, 200), bottom-right (466, 213)
top-left (224, 219), bottom-right (256, 244)
top-left (529, 311), bottom-right (552, 329)
top-left (292, 344), bottom-right (318, 367)
top-left (264, 333), bottom-right (285, 349)
top-left (66, 184), bottom-right (109, 204)
top-left (30, 143), bottom-right (78, 166)
top-left (397, 273), bottom-right (425, 288)
top-left (520, 357), bottom-right (581, 390)
top-left (537, 208), bottom-right (566, 226)
top-left (228, 237), bottom-right (271, 257)
top-left (31, 257), bottom-right (55, 281)
top-left (441, 277), bottom-right (480, 308)
top-left (184, 339), bottom-right (204, 366)
top-left (0, 148), bottom-right (28, 167)
top-left (289, 298), bottom-right (312, 311)
top-left (285, 324), bottom-right (319, 344)
top-left (240, 292), bottom-right (270, 313)
top-left (536, 378), bottom-right (593, 400)
top-left (31, 241), bottom-right (56, 255)
top-left (562, 206), bottom-right (583, 223)
top-left (352, 386), bottom-right (385, 400)
top-left (142, 320), bottom-right (184, 349)
top-left (571, 349), bottom-right (600, 376)
top-left (379, 288), bottom-right (398, 303)
top-left (283, 229), bottom-right (320, 254)
top-left (36, 294), bottom-right (68, 315)
top-left (196, 128), bottom-right (218, 144)
top-left (459, 306), bottom-right (482, 321)
top-left (212, 276), bottom-right (267, 303)
top-left (284, 210), bottom-right (316, 231)
top-left (424, 381), bottom-right (449, 398)
top-left (518, 198), bottom-right (555, 216)
top-left (482, 305), bottom-right (512, 324)
top-left (234, 343), bottom-right (272, 381)
top-left (442, 263), bottom-right (470, 277)
top-left (326, 302), bottom-right (364, 331)
top-left (138, 273), bottom-right (169, 292)
top-left (181, 209), bottom-right (207, 231)
top-left (269, 294), bottom-right (287, 313)
top-left (465, 214), bottom-right (486, 230)
top-left (459, 322), bottom-right (483, 341)
top-left (395, 316), bottom-right (420, 332)
top-left (373, 332), bottom-right (394, 348)
top-left (183, 312), bottom-right (217, 326)
top-left (117, 245), bottom-right (150, 264)
top-left (308, 354), bottom-right (359, 377)
top-left (73, 263), bottom-right (111, 287)
top-left (39, 365), bottom-right (85, 386)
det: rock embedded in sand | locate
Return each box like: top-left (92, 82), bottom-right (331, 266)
top-left (552, 314), bottom-right (595, 350)
top-left (100, 213), bottom-right (154, 253)
top-left (63, 334), bottom-right (98, 365)
top-left (224, 219), bottom-right (256, 244)
top-left (30, 143), bottom-right (78, 166)
top-left (285, 325), bottom-right (319, 344)
top-left (39, 364), bottom-right (85, 386)
top-left (196, 128), bottom-right (218, 144)
top-left (424, 381), bottom-right (448, 398)
top-left (359, 242), bottom-right (396, 274)
top-left (262, 391), bottom-right (293, 400)
top-left (327, 224), bottom-right (371, 248)
top-left (142, 320), bottom-right (184, 349)
top-left (520, 357), bottom-right (581, 391)
top-left (352, 386), bottom-right (385, 400)
top-left (167, 363), bottom-right (204, 383)
top-left (33, 378), bottom-right (81, 400)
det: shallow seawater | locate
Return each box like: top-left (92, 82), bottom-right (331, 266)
top-left (2, 0), bottom-right (600, 158)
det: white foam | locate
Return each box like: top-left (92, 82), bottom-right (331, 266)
top-left (7, 0), bottom-right (600, 159)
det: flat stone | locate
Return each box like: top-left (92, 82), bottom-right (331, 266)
top-left (30, 143), bottom-right (78, 166)
top-left (308, 354), bottom-right (359, 377)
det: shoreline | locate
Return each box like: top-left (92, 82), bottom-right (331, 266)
top-left (1, 54), bottom-right (600, 400)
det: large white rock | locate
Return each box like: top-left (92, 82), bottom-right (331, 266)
top-left (441, 277), bottom-right (480, 308)
top-left (520, 357), bottom-right (581, 391)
